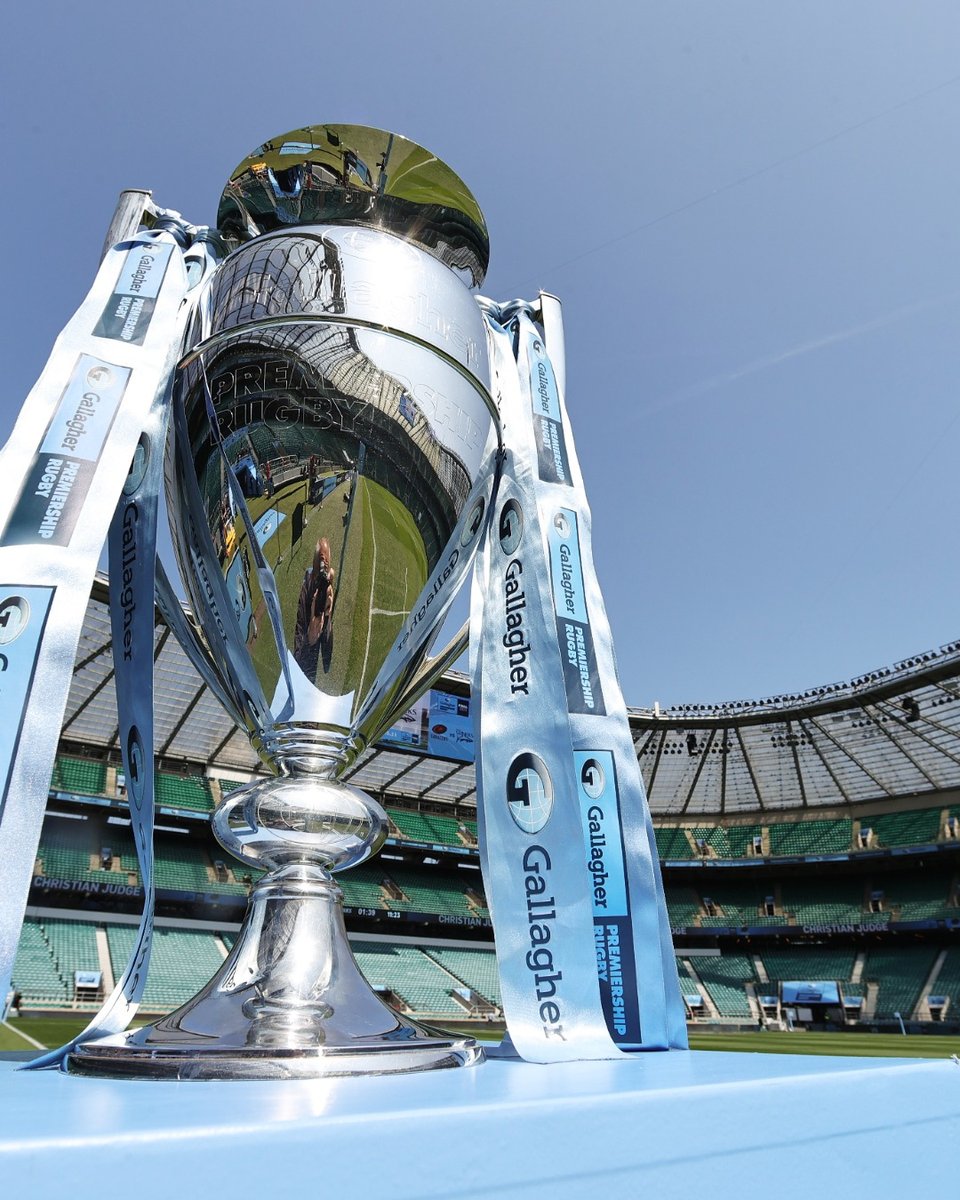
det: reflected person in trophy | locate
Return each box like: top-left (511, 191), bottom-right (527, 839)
top-left (67, 124), bottom-right (501, 1079)
top-left (294, 536), bottom-right (335, 680)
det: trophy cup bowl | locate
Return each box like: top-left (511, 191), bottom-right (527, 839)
top-left (66, 126), bottom-right (501, 1079)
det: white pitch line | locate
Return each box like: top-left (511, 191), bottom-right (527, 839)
top-left (370, 607), bottom-right (407, 618)
top-left (1, 1019), bottom-right (45, 1049)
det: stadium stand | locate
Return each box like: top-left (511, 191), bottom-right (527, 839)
top-left (767, 819), bottom-right (852, 857)
top-left (664, 886), bottom-right (702, 927)
top-left (778, 878), bottom-right (866, 924)
top-left (12, 582), bottom-right (960, 1038)
top-left (50, 756), bottom-right (107, 797)
top-left (689, 955), bottom-right (755, 1018)
top-left (11, 920), bottom-right (71, 1006)
top-left (351, 944), bottom-right (467, 1016)
top-left (872, 872), bottom-right (957, 922)
top-left (761, 948), bottom-right (856, 986)
top-left (930, 948), bottom-right (960, 1016)
top-left (154, 773), bottom-right (213, 814)
top-left (867, 808), bottom-right (942, 848)
top-left (864, 947), bottom-right (940, 1019)
top-left (106, 926), bottom-right (225, 1011)
top-left (422, 947), bottom-right (501, 1008)
top-left (654, 827), bottom-right (695, 860)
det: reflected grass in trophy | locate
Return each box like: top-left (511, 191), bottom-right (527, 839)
top-left (66, 125), bottom-right (500, 1079)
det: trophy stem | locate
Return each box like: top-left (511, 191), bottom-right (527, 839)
top-left (66, 807), bottom-right (483, 1079)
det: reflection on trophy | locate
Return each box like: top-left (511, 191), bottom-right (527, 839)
top-left (67, 125), bottom-right (501, 1078)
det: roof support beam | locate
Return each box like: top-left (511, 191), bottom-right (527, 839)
top-left (796, 716), bottom-right (852, 804)
top-left (719, 728), bottom-right (729, 816)
top-left (419, 762), bottom-right (465, 799)
top-left (870, 697), bottom-right (960, 770)
top-left (158, 681), bottom-right (208, 757)
top-left (645, 728), bottom-right (668, 803)
top-left (805, 714), bottom-right (893, 797)
top-left (734, 726), bottom-right (766, 811)
top-left (679, 728), bottom-right (717, 815)
top-left (785, 721), bottom-right (808, 808)
top-left (859, 702), bottom-right (938, 788)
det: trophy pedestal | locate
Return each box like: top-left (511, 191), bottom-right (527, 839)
top-left (64, 864), bottom-right (482, 1080)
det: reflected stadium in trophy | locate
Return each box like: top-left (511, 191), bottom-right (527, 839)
top-left (66, 125), bottom-right (501, 1079)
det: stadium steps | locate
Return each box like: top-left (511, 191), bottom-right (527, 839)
top-left (677, 958), bottom-right (719, 1017)
top-left (11, 920), bottom-right (70, 1005)
top-left (106, 925), bottom-right (224, 1011)
top-left (914, 950), bottom-right (949, 1020)
top-left (420, 947), bottom-right (501, 1010)
top-left (687, 955), bottom-right (756, 1019)
top-left (95, 927), bottom-right (115, 991)
top-left (863, 947), bottom-right (940, 1020)
top-left (928, 948), bottom-right (960, 1019)
top-left (352, 944), bottom-right (465, 1016)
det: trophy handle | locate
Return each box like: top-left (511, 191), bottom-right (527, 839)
top-left (154, 556), bottom-right (245, 728)
top-left (99, 189), bottom-right (159, 263)
top-left (379, 619), bottom-right (470, 733)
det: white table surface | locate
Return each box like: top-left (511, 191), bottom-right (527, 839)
top-left (1, 1048), bottom-right (958, 1198)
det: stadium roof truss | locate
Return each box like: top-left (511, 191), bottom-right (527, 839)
top-left (60, 579), bottom-right (960, 817)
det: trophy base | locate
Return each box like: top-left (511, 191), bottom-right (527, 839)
top-left (64, 1027), bottom-right (482, 1081)
top-left (63, 862), bottom-right (484, 1081)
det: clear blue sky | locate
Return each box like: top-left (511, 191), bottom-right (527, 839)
top-left (3, 1), bottom-right (960, 707)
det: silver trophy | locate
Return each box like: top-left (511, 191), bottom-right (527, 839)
top-left (67, 125), bottom-right (501, 1079)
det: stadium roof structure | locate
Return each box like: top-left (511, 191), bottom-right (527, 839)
top-left (62, 576), bottom-right (960, 818)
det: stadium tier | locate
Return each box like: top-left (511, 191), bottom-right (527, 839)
top-left (21, 912), bottom-right (948, 1026)
top-left (11, 581), bottom-right (960, 1033)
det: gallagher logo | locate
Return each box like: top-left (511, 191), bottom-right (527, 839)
top-left (126, 726), bottom-right (146, 812)
top-left (123, 434), bottom-right (150, 497)
top-left (580, 757), bottom-right (605, 799)
top-left (506, 752), bottom-right (554, 833)
top-left (460, 495), bottom-right (486, 547)
top-left (0, 595), bottom-right (30, 646)
top-left (498, 498), bottom-right (523, 554)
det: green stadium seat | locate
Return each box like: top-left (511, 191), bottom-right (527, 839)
top-left (50, 756), bottom-right (107, 797)
top-left (154, 772), bottom-right (213, 814)
top-left (422, 947), bottom-right (501, 1007)
top-left (767, 819), bottom-right (852, 857)
top-left (11, 920), bottom-right (71, 1004)
top-left (690, 955), bottom-right (756, 1017)
top-left (864, 947), bottom-right (939, 1019)
top-left (106, 925), bottom-right (224, 1011)
top-left (654, 827), bottom-right (695, 860)
top-left (867, 809), bottom-right (942, 848)
top-left (351, 944), bottom-right (467, 1016)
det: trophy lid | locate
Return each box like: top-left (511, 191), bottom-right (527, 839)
top-left (217, 124), bottom-right (489, 286)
